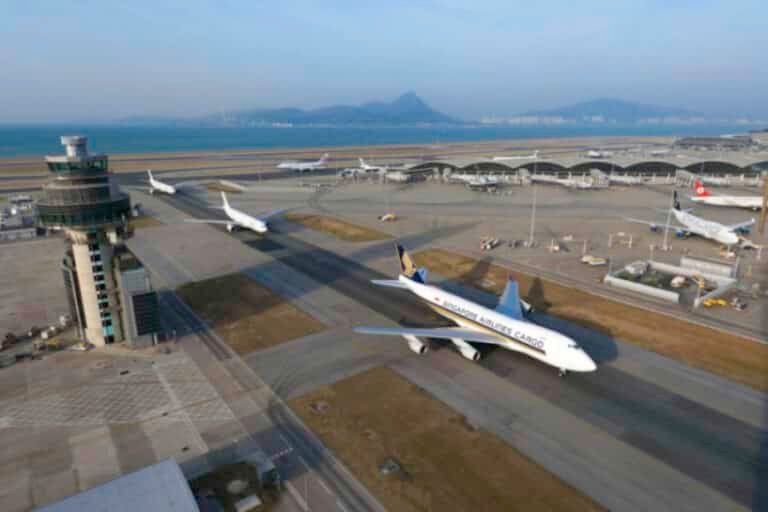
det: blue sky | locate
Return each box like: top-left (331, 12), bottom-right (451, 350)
top-left (1, 0), bottom-right (766, 122)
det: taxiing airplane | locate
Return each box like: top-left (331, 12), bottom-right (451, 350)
top-left (147, 170), bottom-right (177, 195)
top-left (492, 150), bottom-right (539, 162)
top-left (690, 180), bottom-right (763, 210)
top-left (626, 191), bottom-right (755, 247)
top-left (354, 245), bottom-right (597, 376)
top-left (185, 192), bottom-right (289, 234)
top-left (277, 153), bottom-right (330, 172)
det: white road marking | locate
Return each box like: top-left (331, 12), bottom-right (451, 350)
top-left (318, 478), bottom-right (332, 494)
top-left (285, 482), bottom-right (308, 511)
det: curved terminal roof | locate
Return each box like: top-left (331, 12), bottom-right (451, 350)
top-left (407, 156), bottom-right (768, 175)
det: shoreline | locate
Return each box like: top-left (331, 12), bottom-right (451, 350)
top-left (0, 134), bottom-right (673, 169)
top-left (0, 119), bottom-right (757, 159)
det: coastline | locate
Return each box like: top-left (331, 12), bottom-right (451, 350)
top-left (0, 122), bottom-right (751, 159)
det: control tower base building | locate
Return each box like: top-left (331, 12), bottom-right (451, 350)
top-left (38, 136), bottom-right (159, 347)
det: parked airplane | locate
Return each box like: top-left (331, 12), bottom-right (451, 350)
top-left (451, 174), bottom-right (499, 190)
top-left (358, 158), bottom-right (389, 173)
top-left (586, 150), bottom-right (612, 159)
top-left (690, 181), bottom-right (763, 210)
top-left (492, 150), bottom-right (539, 162)
top-left (608, 173), bottom-right (644, 186)
top-left (626, 191), bottom-right (755, 247)
top-left (277, 153), bottom-right (330, 172)
top-left (185, 192), bottom-right (289, 233)
top-left (147, 170), bottom-right (176, 195)
top-left (530, 173), bottom-right (593, 189)
top-left (354, 245), bottom-right (597, 376)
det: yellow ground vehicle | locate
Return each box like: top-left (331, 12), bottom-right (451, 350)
top-left (702, 298), bottom-right (727, 307)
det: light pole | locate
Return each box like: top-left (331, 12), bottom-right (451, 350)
top-left (528, 185), bottom-right (537, 247)
top-left (662, 192), bottom-right (674, 251)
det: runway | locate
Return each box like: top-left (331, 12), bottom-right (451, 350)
top-left (153, 190), bottom-right (767, 511)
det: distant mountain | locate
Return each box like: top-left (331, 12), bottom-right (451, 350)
top-left (521, 98), bottom-right (699, 123)
top-left (203, 92), bottom-right (458, 126)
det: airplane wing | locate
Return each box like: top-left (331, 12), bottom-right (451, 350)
top-left (256, 207), bottom-right (293, 222)
top-left (370, 279), bottom-right (410, 289)
top-left (726, 218), bottom-right (755, 231)
top-left (624, 217), bottom-right (684, 231)
top-left (183, 219), bottom-right (232, 225)
top-left (354, 326), bottom-right (505, 345)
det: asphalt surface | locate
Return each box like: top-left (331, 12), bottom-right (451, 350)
top-left (156, 189), bottom-right (767, 511)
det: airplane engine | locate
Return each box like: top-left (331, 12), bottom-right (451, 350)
top-left (403, 335), bottom-right (428, 355)
top-left (450, 337), bottom-right (480, 361)
top-left (650, 224), bottom-right (659, 232)
top-left (675, 229), bottom-right (686, 238)
top-left (226, 223), bottom-right (235, 232)
top-left (459, 346), bottom-right (481, 361)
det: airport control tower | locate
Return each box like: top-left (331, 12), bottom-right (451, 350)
top-left (37, 136), bottom-right (134, 346)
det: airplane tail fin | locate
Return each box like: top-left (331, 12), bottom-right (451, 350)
top-left (359, 158), bottom-right (366, 167)
top-left (693, 180), bottom-right (710, 197)
top-left (221, 191), bottom-right (229, 208)
top-left (147, 169), bottom-right (153, 179)
top-left (396, 244), bottom-right (427, 283)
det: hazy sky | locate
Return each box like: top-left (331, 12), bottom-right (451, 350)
top-left (1, 0), bottom-right (766, 122)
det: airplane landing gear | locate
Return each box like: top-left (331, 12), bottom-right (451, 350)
top-left (558, 368), bottom-right (567, 377)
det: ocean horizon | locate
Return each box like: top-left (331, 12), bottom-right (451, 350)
top-left (0, 123), bottom-right (757, 158)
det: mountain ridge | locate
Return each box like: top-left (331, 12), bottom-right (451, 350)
top-left (205, 92), bottom-right (458, 126)
top-left (520, 98), bottom-right (699, 122)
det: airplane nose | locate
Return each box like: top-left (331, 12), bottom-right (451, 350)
top-left (577, 351), bottom-right (597, 372)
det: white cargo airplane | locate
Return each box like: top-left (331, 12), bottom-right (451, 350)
top-left (147, 170), bottom-right (176, 195)
top-left (626, 191), bottom-right (755, 247)
top-left (690, 180), bottom-right (763, 210)
top-left (185, 192), bottom-right (288, 233)
top-left (492, 150), bottom-right (539, 162)
top-left (277, 153), bottom-right (330, 172)
top-left (354, 245), bottom-right (597, 376)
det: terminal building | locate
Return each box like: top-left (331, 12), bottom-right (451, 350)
top-left (39, 136), bottom-right (160, 348)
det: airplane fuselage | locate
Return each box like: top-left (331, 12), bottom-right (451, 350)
top-left (149, 177), bottom-right (176, 195)
top-left (690, 195), bottom-right (762, 210)
top-left (278, 163), bottom-right (322, 172)
top-left (672, 209), bottom-right (739, 245)
top-left (224, 204), bottom-right (267, 233)
top-left (401, 275), bottom-right (596, 372)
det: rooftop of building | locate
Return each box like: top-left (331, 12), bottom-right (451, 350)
top-left (114, 246), bottom-right (145, 272)
top-left (35, 459), bottom-right (199, 512)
